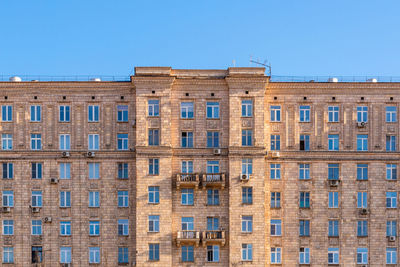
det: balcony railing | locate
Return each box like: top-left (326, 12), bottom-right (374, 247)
top-left (177, 231), bottom-right (200, 247)
top-left (176, 174), bottom-right (199, 189)
top-left (202, 230), bottom-right (226, 246)
top-left (202, 173), bottom-right (225, 189)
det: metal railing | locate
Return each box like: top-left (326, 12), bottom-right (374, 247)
top-left (204, 173), bottom-right (223, 182)
top-left (270, 75), bottom-right (400, 83)
top-left (0, 75), bottom-right (130, 82)
top-left (177, 231), bottom-right (200, 239)
top-left (177, 174), bottom-right (197, 182)
top-left (203, 230), bottom-right (224, 240)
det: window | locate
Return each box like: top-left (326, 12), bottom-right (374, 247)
top-left (148, 100), bottom-right (159, 117)
top-left (207, 189), bottom-right (219, 205)
top-left (328, 192), bottom-right (339, 208)
top-left (118, 163), bottom-right (128, 179)
top-left (60, 247), bottom-right (72, 263)
top-left (117, 134), bottom-right (129, 150)
top-left (89, 163), bottom-right (100, 179)
top-left (271, 220), bottom-right (282, 236)
top-left (357, 106), bottom-right (368, 122)
top-left (1, 134), bottom-right (12, 150)
top-left (387, 106), bottom-right (397, 122)
top-left (60, 221), bottom-right (71, 236)
top-left (117, 105), bottom-right (128, 122)
top-left (357, 220), bottom-right (368, 237)
top-left (271, 247), bottom-right (281, 264)
top-left (357, 134), bottom-right (368, 151)
top-left (88, 134), bottom-right (99, 150)
top-left (328, 134), bottom-right (339, 151)
top-left (300, 192), bottom-right (310, 208)
top-left (32, 246), bottom-right (43, 263)
top-left (2, 163), bottom-right (13, 179)
top-left (329, 220), bottom-right (339, 237)
top-left (149, 158), bottom-right (159, 175)
top-left (299, 164), bottom-right (310, 180)
top-left (299, 247), bottom-right (310, 264)
top-left (181, 131), bottom-right (193, 148)
top-left (206, 102), bottom-right (219, 119)
top-left (89, 221), bottom-right (100, 236)
top-left (270, 164), bottom-right (281, 179)
top-left (328, 164), bottom-right (339, 180)
top-left (2, 191), bottom-right (13, 207)
top-left (182, 246), bottom-right (194, 262)
top-left (270, 105), bottom-right (281, 122)
top-left (88, 105), bottom-right (99, 122)
top-left (181, 217), bottom-right (194, 231)
top-left (32, 220), bottom-right (42, 235)
top-left (181, 189), bottom-right (194, 205)
top-left (241, 100), bottom-right (253, 117)
top-left (3, 220), bottom-right (13, 235)
top-left (30, 105), bottom-right (41, 122)
top-left (241, 216), bottom-right (253, 233)
top-left (59, 106), bottom-right (70, 122)
top-left (118, 219), bottom-right (129, 236)
top-left (387, 164), bottom-right (397, 180)
top-left (207, 217), bottom-right (219, 230)
top-left (387, 136), bottom-right (396, 151)
top-left (3, 247), bottom-right (13, 263)
top-left (387, 220), bottom-right (397, 237)
top-left (299, 220), bottom-right (310, 236)
top-left (242, 130), bottom-right (253, 146)
top-left (242, 244), bottom-right (252, 261)
top-left (387, 247), bottom-right (397, 264)
top-left (59, 134), bottom-right (70, 150)
top-left (328, 248), bottom-right (339, 264)
top-left (241, 159), bottom-right (252, 176)
top-left (149, 215), bottom-right (160, 232)
top-left (181, 160), bottom-right (193, 174)
top-left (89, 247), bottom-right (100, 264)
top-left (89, 191), bottom-right (100, 208)
top-left (60, 191), bottom-right (71, 208)
top-left (118, 191), bottom-right (129, 208)
top-left (181, 102), bottom-right (194, 119)
top-left (300, 135), bottom-right (310, 151)
top-left (299, 106), bottom-right (310, 122)
top-left (149, 244), bottom-right (159, 261)
top-left (31, 134), bottom-right (42, 150)
top-left (148, 187), bottom-right (160, 204)
top-left (1, 106), bottom-right (12, 121)
top-left (357, 192), bottom-right (367, 208)
top-left (207, 245), bottom-right (220, 262)
top-left (148, 129), bottom-right (159, 146)
top-left (207, 131), bottom-right (219, 148)
top-left (357, 164), bottom-right (368, 180)
top-left (118, 247), bottom-right (129, 264)
top-left (206, 160), bottom-right (219, 174)
top-left (32, 163), bottom-right (42, 179)
top-left (270, 135), bottom-right (280, 151)
top-left (271, 192), bottom-right (281, 208)
top-left (242, 187), bottom-right (252, 204)
top-left (387, 192), bottom-right (397, 208)
top-left (59, 163), bottom-right (71, 179)
top-left (31, 191), bottom-right (42, 207)
top-left (328, 106), bottom-right (339, 122)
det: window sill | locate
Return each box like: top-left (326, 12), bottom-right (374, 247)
top-left (180, 118), bottom-right (194, 120)
top-left (206, 118), bottom-right (220, 120)
top-left (206, 204), bottom-right (220, 206)
top-left (148, 203), bottom-right (160, 205)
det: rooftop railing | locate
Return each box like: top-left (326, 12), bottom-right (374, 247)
top-left (0, 75), bottom-right (130, 82)
top-left (270, 75), bottom-right (400, 83)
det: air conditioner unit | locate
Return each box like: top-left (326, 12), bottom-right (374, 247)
top-left (357, 122), bottom-right (366, 128)
top-left (31, 207), bottom-right (41, 213)
top-left (213, 149), bottom-right (221, 155)
top-left (329, 180), bottom-right (340, 187)
top-left (62, 151), bottom-right (70, 158)
top-left (240, 174), bottom-right (249, 181)
top-left (86, 151), bottom-right (95, 157)
top-left (389, 236), bottom-right (396, 242)
top-left (2, 207), bottom-right (11, 213)
top-left (50, 178), bottom-right (59, 184)
top-left (270, 151), bottom-right (280, 158)
top-left (359, 208), bottom-right (368, 215)
top-left (44, 216), bottom-right (52, 223)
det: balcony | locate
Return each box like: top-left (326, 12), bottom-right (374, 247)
top-left (177, 231), bottom-right (200, 247)
top-left (202, 230), bottom-right (226, 246)
top-left (202, 173), bottom-right (226, 189)
top-left (176, 174), bottom-right (199, 189)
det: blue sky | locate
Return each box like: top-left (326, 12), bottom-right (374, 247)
top-left (1, 0), bottom-right (400, 76)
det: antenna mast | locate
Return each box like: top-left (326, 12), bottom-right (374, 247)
top-left (249, 58), bottom-right (272, 76)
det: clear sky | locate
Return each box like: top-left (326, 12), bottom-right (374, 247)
top-left (1, 0), bottom-right (400, 76)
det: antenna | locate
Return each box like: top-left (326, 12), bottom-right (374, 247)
top-left (249, 58), bottom-right (272, 76)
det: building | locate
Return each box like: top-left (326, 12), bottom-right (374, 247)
top-left (0, 67), bottom-right (399, 266)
